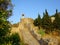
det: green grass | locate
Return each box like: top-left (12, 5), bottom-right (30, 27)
top-left (38, 28), bottom-right (45, 36)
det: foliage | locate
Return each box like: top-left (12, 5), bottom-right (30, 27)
top-left (53, 9), bottom-right (60, 30)
top-left (0, 0), bottom-right (12, 18)
top-left (34, 14), bottom-right (41, 29)
top-left (37, 14), bottom-right (41, 29)
top-left (34, 18), bottom-right (38, 26)
top-left (38, 28), bottom-right (45, 36)
top-left (34, 9), bottom-right (60, 33)
top-left (0, 0), bottom-right (12, 44)
top-left (10, 33), bottom-right (20, 45)
top-left (41, 10), bottom-right (51, 29)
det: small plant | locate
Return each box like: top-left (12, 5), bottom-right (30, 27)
top-left (38, 28), bottom-right (45, 36)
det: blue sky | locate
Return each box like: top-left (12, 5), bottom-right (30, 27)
top-left (8, 0), bottom-right (60, 24)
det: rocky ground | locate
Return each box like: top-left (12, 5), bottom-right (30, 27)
top-left (39, 33), bottom-right (60, 45)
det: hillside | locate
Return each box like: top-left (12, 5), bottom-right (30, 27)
top-left (11, 18), bottom-right (60, 45)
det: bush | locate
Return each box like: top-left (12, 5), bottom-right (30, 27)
top-left (10, 33), bottom-right (20, 45)
top-left (38, 28), bottom-right (45, 36)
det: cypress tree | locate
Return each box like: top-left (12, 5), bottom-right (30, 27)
top-left (34, 13), bottom-right (41, 29)
top-left (42, 10), bottom-right (51, 33)
top-left (53, 9), bottom-right (60, 30)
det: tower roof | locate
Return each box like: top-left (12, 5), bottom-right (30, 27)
top-left (22, 14), bottom-right (24, 16)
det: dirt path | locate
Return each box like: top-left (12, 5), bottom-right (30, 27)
top-left (19, 29), bottom-right (40, 45)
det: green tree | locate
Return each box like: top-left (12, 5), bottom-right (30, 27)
top-left (37, 14), bottom-right (41, 29)
top-left (41, 10), bottom-right (51, 33)
top-left (34, 18), bottom-right (38, 26)
top-left (0, 0), bottom-right (12, 44)
top-left (34, 14), bottom-right (41, 29)
top-left (53, 9), bottom-right (60, 30)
